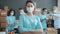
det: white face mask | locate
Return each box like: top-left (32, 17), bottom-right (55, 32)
top-left (53, 10), bottom-right (58, 13)
top-left (53, 7), bottom-right (58, 13)
top-left (26, 7), bottom-right (34, 13)
top-left (20, 13), bottom-right (25, 14)
top-left (10, 13), bottom-right (14, 16)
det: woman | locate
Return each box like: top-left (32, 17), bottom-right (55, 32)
top-left (38, 8), bottom-right (47, 34)
top-left (50, 6), bottom-right (60, 34)
top-left (19, 8), bottom-right (25, 15)
top-left (6, 9), bottom-right (16, 34)
top-left (19, 0), bottom-right (43, 34)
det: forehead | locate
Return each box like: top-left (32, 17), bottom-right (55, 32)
top-left (11, 11), bottom-right (14, 12)
top-left (26, 2), bottom-right (34, 6)
top-left (19, 10), bottom-right (24, 11)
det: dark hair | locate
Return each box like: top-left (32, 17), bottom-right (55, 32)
top-left (42, 8), bottom-right (47, 11)
top-left (19, 8), bottom-right (23, 10)
top-left (26, 0), bottom-right (34, 6)
top-left (7, 9), bottom-right (15, 16)
top-left (47, 12), bottom-right (50, 14)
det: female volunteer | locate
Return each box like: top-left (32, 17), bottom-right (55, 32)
top-left (50, 6), bottom-right (60, 34)
top-left (38, 8), bottom-right (47, 34)
top-left (19, 0), bottom-right (43, 34)
top-left (6, 9), bottom-right (16, 34)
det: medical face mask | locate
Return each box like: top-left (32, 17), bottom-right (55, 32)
top-left (53, 11), bottom-right (57, 13)
top-left (42, 12), bottom-right (47, 15)
top-left (20, 13), bottom-right (25, 14)
top-left (26, 7), bottom-right (34, 13)
top-left (10, 13), bottom-right (14, 16)
top-left (53, 10), bottom-right (58, 13)
top-left (53, 8), bottom-right (58, 13)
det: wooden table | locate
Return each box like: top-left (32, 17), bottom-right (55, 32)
top-left (20, 32), bottom-right (43, 34)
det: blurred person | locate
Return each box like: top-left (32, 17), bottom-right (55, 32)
top-left (1, 6), bottom-right (9, 16)
top-left (6, 9), bottom-right (16, 34)
top-left (38, 8), bottom-right (48, 34)
top-left (50, 6), bottom-right (60, 34)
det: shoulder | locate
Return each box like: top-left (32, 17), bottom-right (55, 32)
top-left (6, 16), bottom-right (9, 18)
top-left (34, 15), bottom-right (40, 20)
top-left (6, 16), bottom-right (10, 20)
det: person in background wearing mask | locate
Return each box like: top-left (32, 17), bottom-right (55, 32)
top-left (19, 8), bottom-right (25, 15)
top-left (34, 8), bottom-right (41, 16)
top-left (42, 8), bottom-right (47, 15)
top-left (38, 8), bottom-right (48, 34)
top-left (19, 0), bottom-right (43, 34)
top-left (50, 6), bottom-right (60, 34)
top-left (53, 6), bottom-right (59, 13)
top-left (6, 9), bottom-right (16, 34)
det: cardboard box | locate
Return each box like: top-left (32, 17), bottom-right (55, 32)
top-left (47, 28), bottom-right (57, 34)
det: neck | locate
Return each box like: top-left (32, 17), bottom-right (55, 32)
top-left (27, 12), bottom-right (33, 16)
